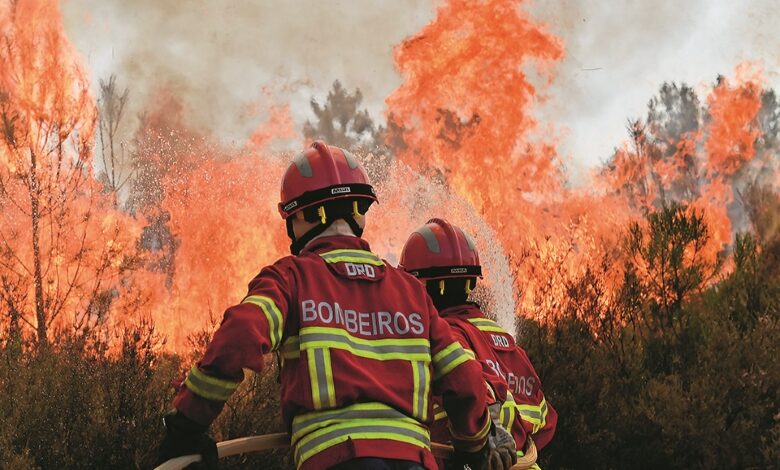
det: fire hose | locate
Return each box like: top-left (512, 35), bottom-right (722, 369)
top-left (154, 433), bottom-right (537, 470)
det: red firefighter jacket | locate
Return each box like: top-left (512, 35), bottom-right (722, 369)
top-left (430, 303), bottom-right (557, 461)
top-left (172, 236), bottom-right (491, 470)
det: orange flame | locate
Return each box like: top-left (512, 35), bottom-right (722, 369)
top-left (2, 0), bottom-right (778, 349)
top-left (129, 95), bottom-right (295, 351)
top-left (0, 0), bottom-right (147, 341)
top-left (385, 0), bottom-right (635, 322)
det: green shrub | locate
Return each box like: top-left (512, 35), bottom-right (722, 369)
top-left (522, 207), bottom-right (779, 469)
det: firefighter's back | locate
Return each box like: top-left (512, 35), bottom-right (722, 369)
top-left (277, 237), bottom-right (440, 470)
top-left (156, 144), bottom-right (496, 470)
top-left (450, 304), bottom-right (558, 452)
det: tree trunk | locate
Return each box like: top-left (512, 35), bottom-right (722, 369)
top-left (29, 150), bottom-right (47, 345)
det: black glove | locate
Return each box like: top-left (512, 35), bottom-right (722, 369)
top-left (156, 410), bottom-right (218, 470)
top-left (447, 444), bottom-right (490, 470)
top-left (448, 421), bottom-right (517, 470)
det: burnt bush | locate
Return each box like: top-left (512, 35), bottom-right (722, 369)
top-left (522, 204), bottom-right (780, 469)
top-left (1, 202), bottom-right (778, 470)
top-left (0, 323), bottom-right (291, 469)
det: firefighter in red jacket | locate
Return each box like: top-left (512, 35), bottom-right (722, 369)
top-left (156, 142), bottom-right (517, 470)
top-left (400, 219), bottom-right (558, 467)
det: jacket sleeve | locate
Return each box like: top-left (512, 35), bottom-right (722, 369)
top-left (500, 348), bottom-right (557, 451)
top-left (447, 321), bottom-right (509, 405)
top-left (172, 262), bottom-right (292, 426)
top-left (428, 300), bottom-right (491, 452)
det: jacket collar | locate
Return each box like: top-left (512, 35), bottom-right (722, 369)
top-left (300, 235), bottom-right (373, 256)
top-left (437, 302), bottom-right (483, 318)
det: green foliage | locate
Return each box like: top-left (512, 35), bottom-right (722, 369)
top-left (3, 200), bottom-right (777, 469)
top-left (0, 324), bottom-right (175, 469)
top-left (522, 203), bottom-right (780, 469)
top-left (626, 203), bottom-right (721, 324)
top-left (0, 324), bottom-right (292, 469)
top-left (646, 83), bottom-right (701, 154)
top-left (212, 367), bottom-right (292, 470)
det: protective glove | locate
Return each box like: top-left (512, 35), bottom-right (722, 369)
top-left (447, 443), bottom-right (490, 470)
top-left (156, 410), bottom-right (218, 470)
top-left (449, 406), bottom-right (517, 470)
top-left (487, 419), bottom-right (517, 470)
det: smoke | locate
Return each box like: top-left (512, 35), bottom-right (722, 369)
top-left (61, 0), bottom-right (435, 146)
top-left (63, 0), bottom-right (780, 173)
top-left (526, 0), bottom-right (780, 174)
top-left (361, 155), bottom-right (518, 337)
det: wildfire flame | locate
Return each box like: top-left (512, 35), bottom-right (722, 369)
top-left (0, 0), bottom-right (144, 343)
top-left (1, 0), bottom-right (777, 351)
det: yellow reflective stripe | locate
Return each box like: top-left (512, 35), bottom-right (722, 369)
top-left (421, 362), bottom-right (430, 421)
top-left (280, 335), bottom-right (300, 360)
top-left (433, 341), bottom-right (460, 363)
top-left (308, 348), bottom-right (335, 410)
top-left (536, 398), bottom-right (549, 433)
top-left (299, 326), bottom-right (431, 361)
top-left (307, 350), bottom-right (322, 410)
top-left (517, 408), bottom-right (543, 424)
top-left (467, 317), bottom-right (506, 333)
top-left (517, 397), bottom-right (547, 428)
top-left (448, 410), bottom-right (491, 450)
top-left (500, 391), bottom-right (516, 429)
top-left (293, 414), bottom-right (430, 466)
top-left (321, 255), bottom-right (385, 266)
top-left (433, 341), bottom-right (471, 379)
top-left (291, 402), bottom-right (421, 443)
top-left (411, 360), bottom-right (430, 421)
top-left (184, 365), bottom-right (240, 402)
top-left (323, 348), bottom-right (336, 407)
top-left (464, 348), bottom-right (476, 359)
top-left (243, 295), bottom-right (284, 350)
top-left (319, 249), bottom-right (384, 266)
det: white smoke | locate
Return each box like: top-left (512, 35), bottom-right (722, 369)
top-left (362, 155), bottom-right (518, 338)
top-left (61, 0), bottom-right (435, 145)
top-left (526, 0), bottom-right (780, 175)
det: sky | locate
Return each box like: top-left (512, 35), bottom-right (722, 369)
top-left (62, 0), bottom-right (780, 172)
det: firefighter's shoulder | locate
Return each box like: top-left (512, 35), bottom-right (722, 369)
top-left (245, 255), bottom-right (299, 291)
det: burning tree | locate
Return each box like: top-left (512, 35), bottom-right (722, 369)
top-left (605, 71), bottom-right (778, 218)
top-left (624, 204), bottom-right (724, 339)
top-left (303, 80), bottom-right (384, 150)
top-left (97, 75), bottom-right (132, 197)
top-left (0, 0), bottom-right (143, 345)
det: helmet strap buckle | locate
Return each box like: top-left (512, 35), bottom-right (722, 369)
top-left (287, 208), bottom-right (365, 256)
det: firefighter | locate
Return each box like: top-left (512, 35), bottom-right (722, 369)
top-left (400, 219), bottom-right (558, 468)
top-left (156, 142), bottom-right (517, 470)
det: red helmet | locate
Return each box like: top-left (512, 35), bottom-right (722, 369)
top-left (400, 218), bottom-right (482, 280)
top-left (278, 140), bottom-right (377, 219)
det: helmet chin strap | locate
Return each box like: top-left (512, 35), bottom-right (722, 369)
top-left (287, 211), bottom-right (364, 255)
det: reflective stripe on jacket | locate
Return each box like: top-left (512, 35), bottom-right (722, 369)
top-left (431, 303), bottom-right (558, 455)
top-left (173, 236), bottom-right (490, 470)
